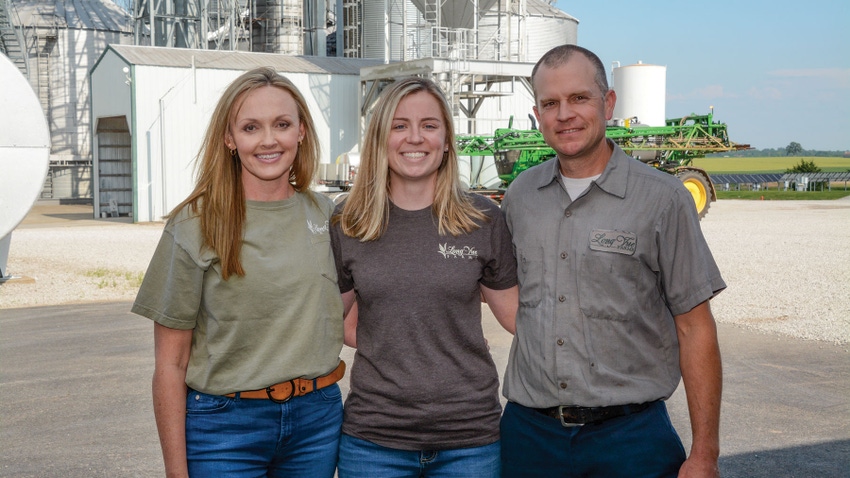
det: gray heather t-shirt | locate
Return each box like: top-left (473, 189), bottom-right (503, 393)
top-left (331, 194), bottom-right (517, 450)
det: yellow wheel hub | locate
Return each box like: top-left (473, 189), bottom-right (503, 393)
top-left (682, 177), bottom-right (708, 213)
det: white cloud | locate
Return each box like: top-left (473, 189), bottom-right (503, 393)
top-left (670, 85), bottom-right (737, 101)
top-left (768, 68), bottom-right (850, 88)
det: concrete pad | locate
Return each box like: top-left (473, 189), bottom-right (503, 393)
top-left (1, 301), bottom-right (848, 477)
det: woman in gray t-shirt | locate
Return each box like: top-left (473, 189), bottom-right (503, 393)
top-left (331, 77), bottom-right (518, 478)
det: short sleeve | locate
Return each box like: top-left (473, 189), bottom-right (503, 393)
top-left (329, 209), bottom-right (355, 294)
top-left (131, 228), bottom-right (205, 330)
top-left (480, 201), bottom-right (518, 291)
top-left (656, 187), bottom-right (726, 316)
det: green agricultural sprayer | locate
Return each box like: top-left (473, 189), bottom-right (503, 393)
top-left (457, 110), bottom-right (750, 218)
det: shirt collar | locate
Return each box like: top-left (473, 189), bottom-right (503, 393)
top-left (594, 141), bottom-right (629, 199)
top-left (535, 140), bottom-right (629, 199)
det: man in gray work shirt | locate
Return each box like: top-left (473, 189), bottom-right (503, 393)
top-left (499, 44), bottom-right (726, 478)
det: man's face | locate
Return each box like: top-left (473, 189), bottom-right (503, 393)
top-left (532, 55), bottom-right (615, 163)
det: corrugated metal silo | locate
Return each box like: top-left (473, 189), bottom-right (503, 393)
top-left (612, 61), bottom-right (667, 126)
top-left (254, 0), bottom-right (304, 54)
top-left (11, 0), bottom-right (133, 201)
top-left (408, 0), bottom-right (499, 30)
top-left (360, 0), bottom-right (387, 59)
top-left (360, 0), bottom-right (429, 61)
top-left (478, 0), bottom-right (577, 62)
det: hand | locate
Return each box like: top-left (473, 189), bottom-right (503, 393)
top-left (678, 455), bottom-right (719, 478)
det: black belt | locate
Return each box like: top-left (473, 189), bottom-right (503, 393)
top-left (534, 401), bottom-right (655, 427)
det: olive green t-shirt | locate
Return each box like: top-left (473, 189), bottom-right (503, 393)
top-left (132, 192), bottom-right (343, 395)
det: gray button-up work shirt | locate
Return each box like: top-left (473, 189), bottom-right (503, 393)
top-left (501, 143), bottom-right (726, 408)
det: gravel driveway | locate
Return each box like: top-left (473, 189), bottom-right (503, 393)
top-left (2, 198), bottom-right (849, 344)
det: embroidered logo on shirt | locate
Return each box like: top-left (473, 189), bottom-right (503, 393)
top-left (438, 243), bottom-right (478, 259)
top-left (308, 219), bottom-right (329, 235)
top-left (589, 229), bottom-right (637, 255)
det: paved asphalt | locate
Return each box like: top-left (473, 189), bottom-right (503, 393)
top-left (0, 301), bottom-right (848, 477)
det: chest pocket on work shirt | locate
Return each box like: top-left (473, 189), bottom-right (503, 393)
top-left (578, 229), bottom-right (640, 321)
top-left (517, 247), bottom-right (544, 308)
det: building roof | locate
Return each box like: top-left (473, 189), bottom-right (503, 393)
top-left (529, 0), bottom-right (578, 21)
top-left (12, 0), bottom-right (132, 33)
top-left (106, 45), bottom-right (386, 75)
top-left (494, 0), bottom-right (578, 21)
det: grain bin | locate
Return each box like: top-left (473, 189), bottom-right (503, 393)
top-left (478, 0), bottom-right (578, 61)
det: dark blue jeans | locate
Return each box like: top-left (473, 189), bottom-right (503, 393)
top-left (184, 384), bottom-right (343, 477)
top-left (500, 400), bottom-right (686, 478)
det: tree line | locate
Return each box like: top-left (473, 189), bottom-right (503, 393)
top-left (709, 141), bottom-right (849, 158)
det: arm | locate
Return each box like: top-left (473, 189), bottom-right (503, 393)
top-left (152, 323), bottom-right (193, 478)
top-left (481, 284), bottom-right (518, 335)
top-left (341, 290), bottom-right (358, 348)
top-left (674, 300), bottom-right (722, 478)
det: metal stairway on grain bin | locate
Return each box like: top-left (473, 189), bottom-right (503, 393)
top-left (0, 0), bottom-right (28, 77)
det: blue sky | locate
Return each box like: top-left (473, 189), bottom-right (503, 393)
top-left (553, 0), bottom-right (850, 151)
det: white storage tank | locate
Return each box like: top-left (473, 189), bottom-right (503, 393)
top-left (612, 61), bottom-right (666, 126)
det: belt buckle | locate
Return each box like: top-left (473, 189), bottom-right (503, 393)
top-left (557, 405), bottom-right (583, 428)
top-left (265, 380), bottom-right (295, 403)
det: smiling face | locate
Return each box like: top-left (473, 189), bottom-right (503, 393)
top-left (386, 90), bottom-right (448, 190)
top-left (224, 85), bottom-right (305, 200)
top-left (532, 54), bottom-right (616, 175)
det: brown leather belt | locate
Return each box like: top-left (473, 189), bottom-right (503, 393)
top-left (225, 361), bottom-right (345, 403)
top-left (534, 401), bottom-right (654, 427)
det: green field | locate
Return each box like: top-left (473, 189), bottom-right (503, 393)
top-left (693, 156), bottom-right (850, 174)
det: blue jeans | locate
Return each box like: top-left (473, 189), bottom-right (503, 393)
top-left (500, 400), bottom-right (686, 478)
top-left (184, 384), bottom-right (342, 477)
top-left (337, 433), bottom-right (500, 478)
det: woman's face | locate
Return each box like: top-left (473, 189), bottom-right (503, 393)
top-left (225, 85), bottom-right (305, 200)
top-left (386, 91), bottom-right (448, 188)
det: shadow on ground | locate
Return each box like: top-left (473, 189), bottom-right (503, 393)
top-left (720, 439), bottom-right (850, 478)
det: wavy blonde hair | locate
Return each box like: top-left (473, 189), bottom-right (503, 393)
top-left (169, 67), bottom-right (320, 279)
top-left (338, 76), bottom-right (487, 241)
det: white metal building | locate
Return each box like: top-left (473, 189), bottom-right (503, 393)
top-left (90, 44), bottom-right (382, 222)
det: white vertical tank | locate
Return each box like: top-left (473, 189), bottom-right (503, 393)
top-left (612, 61), bottom-right (666, 126)
top-left (0, 53), bottom-right (50, 279)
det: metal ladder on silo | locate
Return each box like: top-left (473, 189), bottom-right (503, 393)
top-left (422, 0), bottom-right (441, 26)
top-left (0, 0), bottom-right (29, 77)
top-left (423, 0), bottom-right (445, 57)
top-left (35, 23), bottom-right (57, 113)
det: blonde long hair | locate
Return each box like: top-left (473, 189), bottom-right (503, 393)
top-left (338, 77), bottom-right (487, 241)
top-left (170, 67), bottom-right (320, 279)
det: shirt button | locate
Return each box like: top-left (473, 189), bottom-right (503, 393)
top-left (558, 295), bottom-right (566, 302)
top-left (560, 251), bottom-right (567, 259)
top-left (556, 338), bottom-right (564, 346)
top-left (559, 382), bottom-right (568, 389)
